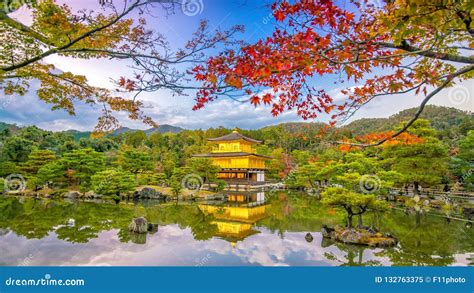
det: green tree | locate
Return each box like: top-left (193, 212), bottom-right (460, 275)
top-left (451, 130), bottom-right (474, 190)
top-left (124, 131), bottom-right (147, 148)
top-left (20, 149), bottom-right (57, 190)
top-left (119, 149), bottom-right (154, 183)
top-left (288, 161), bottom-right (339, 198)
top-left (382, 120), bottom-right (449, 193)
top-left (61, 148), bottom-right (105, 189)
top-left (321, 186), bottom-right (388, 229)
top-left (167, 167), bottom-right (190, 201)
top-left (186, 158), bottom-right (220, 184)
top-left (91, 169), bottom-right (136, 200)
top-left (21, 149), bottom-right (57, 175)
top-left (37, 161), bottom-right (66, 188)
top-left (1, 136), bottom-right (35, 162)
top-left (0, 161), bottom-right (19, 177)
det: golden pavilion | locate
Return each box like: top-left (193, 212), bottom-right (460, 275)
top-left (193, 130), bottom-right (270, 185)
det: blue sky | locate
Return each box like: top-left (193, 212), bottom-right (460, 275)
top-left (1, 0), bottom-right (472, 131)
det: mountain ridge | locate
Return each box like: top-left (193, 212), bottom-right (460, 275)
top-left (0, 106), bottom-right (471, 139)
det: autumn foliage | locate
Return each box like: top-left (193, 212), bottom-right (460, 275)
top-left (192, 0), bottom-right (473, 126)
top-left (339, 131), bottom-right (425, 152)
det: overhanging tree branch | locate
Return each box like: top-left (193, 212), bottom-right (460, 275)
top-left (378, 42), bottom-right (474, 64)
top-left (333, 64), bottom-right (474, 147)
top-left (1, 0), bottom-right (142, 72)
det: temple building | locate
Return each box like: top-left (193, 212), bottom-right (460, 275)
top-left (193, 130), bottom-right (270, 185)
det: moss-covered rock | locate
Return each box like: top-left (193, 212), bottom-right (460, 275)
top-left (322, 225), bottom-right (397, 248)
top-left (128, 217), bottom-right (148, 234)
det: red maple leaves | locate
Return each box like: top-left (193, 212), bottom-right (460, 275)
top-left (189, 0), bottom-right (448, 128)
top-left (339, 131), bottom-right (425, 152)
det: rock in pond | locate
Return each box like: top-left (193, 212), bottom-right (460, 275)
top-left (305, 233), bottom-right (314, 243)
top-left (321, 225), bottom-right (335, 238)
top-left (321, 225), bottom-right (397, 248)
top-left (129, 217), bottom-right (148, 234)
top-left (67, 218), bottom-right (76, 227)
top-left (134, 187), bottom-right (163, 199)
top-left (147, 223), bottom-right (158, 234)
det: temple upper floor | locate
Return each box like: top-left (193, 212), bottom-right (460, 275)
top-left (211, 142), bottom-right (256, 153)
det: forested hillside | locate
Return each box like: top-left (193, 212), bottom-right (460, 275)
top-left (0, 106), bottom-right (472, 195)
top-left (342, 106), bottom-right (473, 144)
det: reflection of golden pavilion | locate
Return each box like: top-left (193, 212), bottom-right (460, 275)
top-left (199, 192), bottom-right (268, 244)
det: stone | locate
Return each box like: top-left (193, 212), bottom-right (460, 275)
top-left (129, 217), bottom-right (148, 234)
top-left (338, 229), bottom-right (363, 244)
top-left (366, 227), bottom-right (378, 234)
top-left (63, 191), bottom-right (81, 198)
top-left (67, 218), bottom-right (75, 227)
top-left (147, 223), bottom-right (158, 234)
top-left (305, 232), bottom-right (314, 243)
top-left (84, 191), bottom-right (101, 199)
top-left (134, 187), bottom-right (162, 199)
top-left (321, 225), bottom-right (335, 238)
top-left (321, 225), bottom-right (397, 248)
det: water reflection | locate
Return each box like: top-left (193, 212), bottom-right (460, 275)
top-left (0, 192), bottom-right (472, 266)
top-left (199, 191), bottom-right (268, 245)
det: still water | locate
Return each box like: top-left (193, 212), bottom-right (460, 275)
top-left (0, 192), bottom-right (472, 266)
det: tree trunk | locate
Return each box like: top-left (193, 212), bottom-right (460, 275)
top-left (347, 212), bottom-right (353, 228)
top-left (358, 214), bottom-right (363, 229)
top-left (414, 181), bottom-right (420, 195)
top-left (134, 173), bottom-right (138, 183)
top-left (415, 211), bottom-right (421, 227)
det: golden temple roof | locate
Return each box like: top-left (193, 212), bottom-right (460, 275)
top-left (207, 130), bottom-right (262, 144)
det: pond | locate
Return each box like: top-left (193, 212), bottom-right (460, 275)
top-left (0, 192), bottom-right (472, 266)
